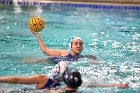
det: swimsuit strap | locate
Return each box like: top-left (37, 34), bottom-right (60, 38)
top-left (66, 53), bottom-right (80, 63)
top-left (67, 53), bottom-right (80, 59)
top-left (48, 81), bottom-right (60, 89)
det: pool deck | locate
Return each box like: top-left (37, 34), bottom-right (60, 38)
top-left (23, 0), bottom-right (140, 6)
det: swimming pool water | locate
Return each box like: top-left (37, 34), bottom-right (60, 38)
top-left (0, 4), bottom-right (140, 93)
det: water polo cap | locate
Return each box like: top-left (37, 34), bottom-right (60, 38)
top-left (52, 61), bottom-right (68, 82)
top-left (69, 37), bottom-right (83, 50)
top-left (62, 69), bottom-right (82, 88)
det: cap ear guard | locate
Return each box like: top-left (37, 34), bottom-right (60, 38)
top-left (69, 37), bottom-right (74, 50)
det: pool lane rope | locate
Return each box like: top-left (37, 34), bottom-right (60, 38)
top-left (0, 0), bottom-right (140, 10)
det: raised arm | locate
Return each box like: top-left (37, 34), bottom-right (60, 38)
top-left (35, 33), bottom-right (61, 56)
top-left (31, 30), bottom-right (67, 56)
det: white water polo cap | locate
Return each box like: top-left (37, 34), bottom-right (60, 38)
top-left (69, 37), bottom-right (83, 50)
top-left (52, 61), bottom-right (68, 82)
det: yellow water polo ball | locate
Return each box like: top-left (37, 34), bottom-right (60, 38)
top-left (28, 16), bottom-right (45, 32)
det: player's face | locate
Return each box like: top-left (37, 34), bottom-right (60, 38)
top-left (72, 39), bottom-right (83, 54)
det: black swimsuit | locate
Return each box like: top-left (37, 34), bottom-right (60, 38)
top-left (42, 78), bottom-right (60, 89)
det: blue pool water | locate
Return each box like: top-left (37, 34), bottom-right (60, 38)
top-left (0, 4), bottom-right (140, 93)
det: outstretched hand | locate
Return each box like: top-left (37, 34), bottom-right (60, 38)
top-left (115, 83), bottom-right (129, 88)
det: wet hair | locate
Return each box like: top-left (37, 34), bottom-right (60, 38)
top-left (62, 69), bottom-right (82, 89)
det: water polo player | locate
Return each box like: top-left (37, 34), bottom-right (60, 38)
top-left (0, 64), bottom-right (129, 90)
top-left (0, 61), bottom-right (68, 89)
top-left (28, 30), bottom-right (97, 63)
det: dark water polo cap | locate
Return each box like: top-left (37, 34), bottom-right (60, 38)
top-left (62, 69), bottom-right (82, 88)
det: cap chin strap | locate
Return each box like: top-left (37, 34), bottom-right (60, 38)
top-left (69, 39), bottom-right (73, 50)
top-left (65, 89), bottom-right (77, 93)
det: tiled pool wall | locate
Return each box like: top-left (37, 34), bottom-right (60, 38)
top-left (0, 0), bottom-right (140, 10)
